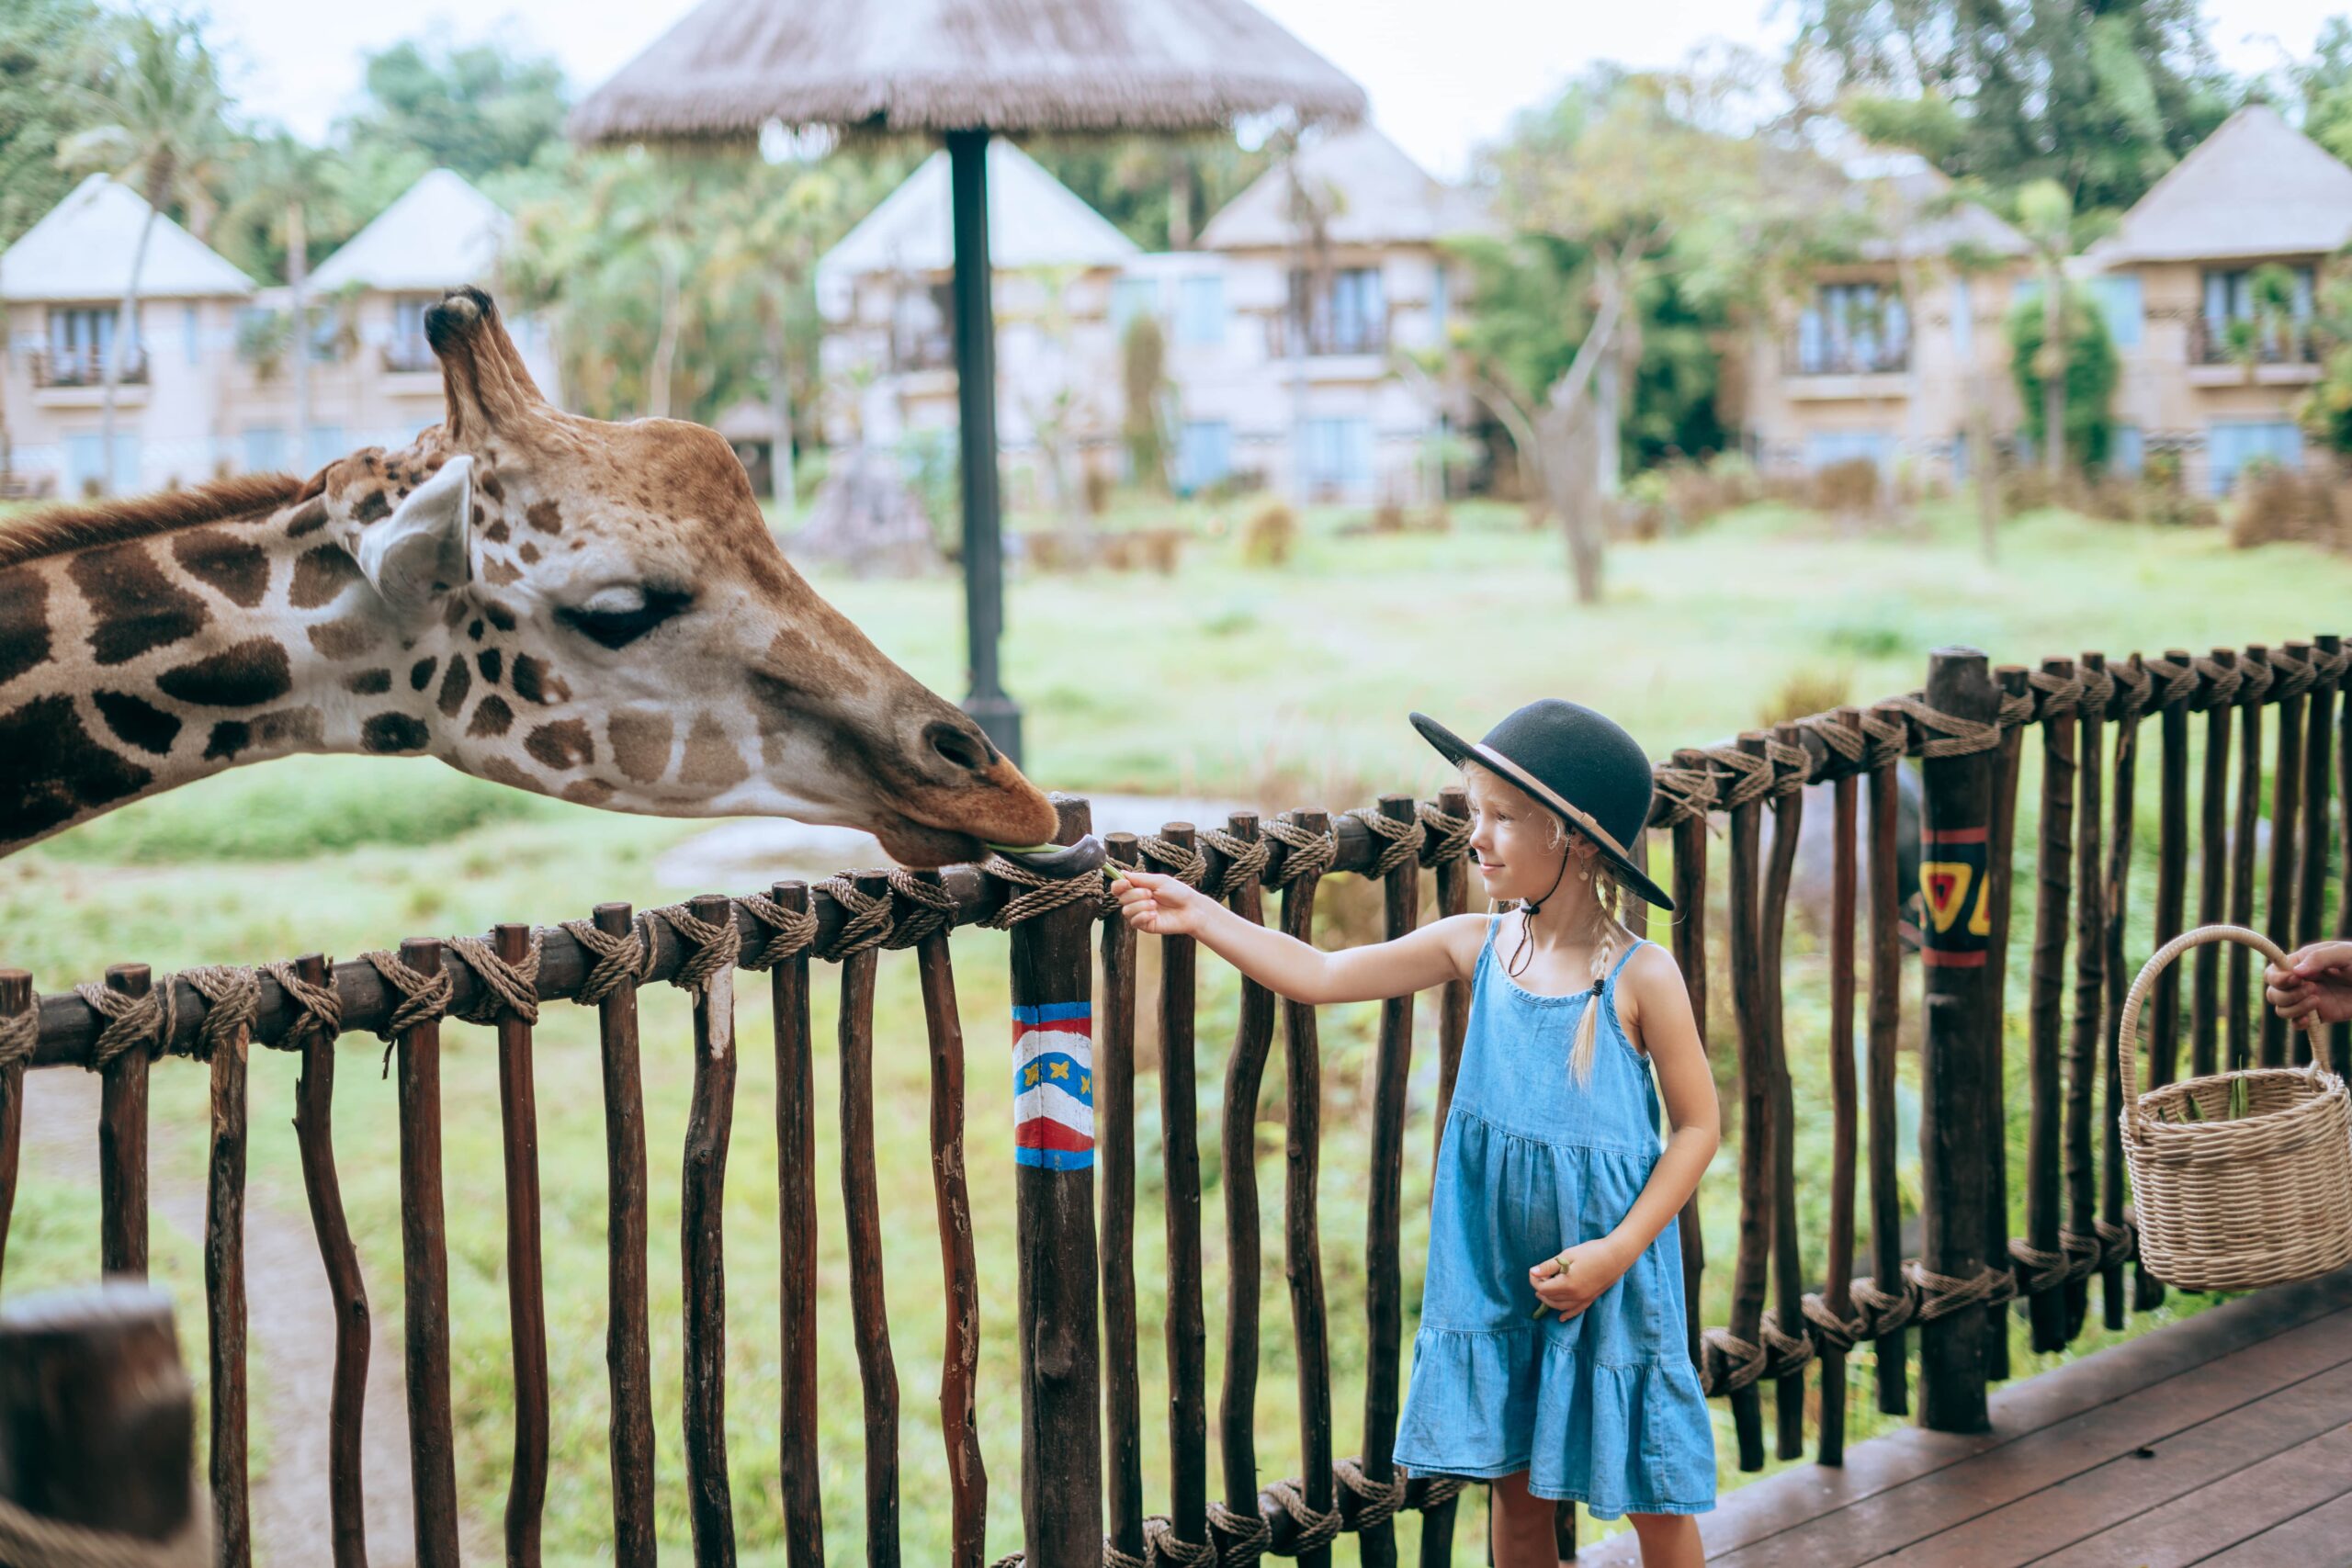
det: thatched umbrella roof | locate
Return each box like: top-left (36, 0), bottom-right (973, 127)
top-left (569, 0), bottom-right (1366, 143)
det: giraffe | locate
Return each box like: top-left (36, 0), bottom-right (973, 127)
top-left (0, 287), bottom-right (1057, 866)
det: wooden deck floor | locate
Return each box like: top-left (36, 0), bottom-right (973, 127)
top-left (1582, 1264), bottom-right (2352, 1567)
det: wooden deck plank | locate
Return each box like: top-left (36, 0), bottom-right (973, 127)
top-left (1708, 1306), bottom-right (2352, 1568)
top-left (1888, 1359), bottom-right (2352, 1565)
top-left (2031, 1423), bottom-right (2352, 1568)
top-left (2192, 1489), bottom-right (2352, 1567)
top-left (1577, 1266), bottom-right (2352, 1568)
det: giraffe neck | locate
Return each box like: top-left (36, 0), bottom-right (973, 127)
top-left (0, 498), bottom-right (415, 854)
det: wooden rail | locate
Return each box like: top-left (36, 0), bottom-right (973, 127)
top-left (1, 633), bottom-right (2346, 1564)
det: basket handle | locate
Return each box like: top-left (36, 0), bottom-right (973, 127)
top-left (2117, 923), bottom-right (2328, 1122)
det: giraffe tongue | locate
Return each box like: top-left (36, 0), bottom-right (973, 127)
top-left (990, 835), bottom-right (1109, 879)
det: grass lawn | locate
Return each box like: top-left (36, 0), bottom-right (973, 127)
top-left (3, 496), bottom-right (2347, 1561)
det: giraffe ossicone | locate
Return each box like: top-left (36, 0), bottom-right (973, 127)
top-left (0, 287), bottom-right (1057, 866)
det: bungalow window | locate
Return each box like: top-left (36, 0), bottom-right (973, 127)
top-left (46, 306), bottom-right (133, 384)
top-left (1795, 283), bottom-right (1906, 375)
top-left (1285, 266), bottom-right (1386, 355)
top-left (1176, 276), bottom-right (1225, 346)
top-left (389, 297), bottom-right (436, 371)
top-left (2199, 265), bottom-right (2317, 363)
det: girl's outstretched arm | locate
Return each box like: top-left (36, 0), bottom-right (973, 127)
top-left (1532, 942), bottom-right (1722, 1317)
top-left (1108, 864), bottom-right (1479, 1005)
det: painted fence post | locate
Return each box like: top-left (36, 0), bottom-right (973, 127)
top-left (1917, 648), bottom-right (1999, 1434)
top-left (1012, 795), bottom-right (1102, 1565)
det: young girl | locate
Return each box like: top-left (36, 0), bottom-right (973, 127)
top-left (1111, 699), bottom-right (1720, 1568)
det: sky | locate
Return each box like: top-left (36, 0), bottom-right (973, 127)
top-left (187, 0), bottom-right (2352, 182)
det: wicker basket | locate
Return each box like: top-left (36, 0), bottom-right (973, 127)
top-left (2117, 924), bottom-right (2352, 1292)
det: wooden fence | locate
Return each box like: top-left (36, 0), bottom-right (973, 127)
top-left (0, 635), bottom-right (2346, 1567)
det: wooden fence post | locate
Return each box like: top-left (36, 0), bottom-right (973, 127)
top-left (0, 970), bottom-right (28, 1295)
top-left (1917, 649), bottom-right (1999, 1434)
top-left (1012, 795), bottom-right (1102, 1566)
top-left (0, 1282), bottom-right (199, 1551)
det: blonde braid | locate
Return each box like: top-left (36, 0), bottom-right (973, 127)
top-left (1568, 862), bottom-right (1625, 1088)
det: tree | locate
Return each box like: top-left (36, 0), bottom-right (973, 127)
top-left (2009, 279), bottom-right (2118, 478)
top-left (1487, 57), bottom-right (1847, 601)
top-left (1120, 312), bottom-right (1170, 491)
top-left (59, 10), bottom-right (229, 493)
top-left (2014, 179), bottom-right (2075, 484)
top-left (2298, 19), bottom-right (2352, 164)
top-left (0, 0), bottom-right (107, 247)
top-left (220, 132), bottom-right (347, 469)
top-left (1793, 0), bottom-right (2232, 215)
top-left (334, 33), bottom-right (567, 185)
top-left (1023, 134), bottom-right (1273, 250)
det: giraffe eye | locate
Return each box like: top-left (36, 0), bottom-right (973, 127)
top-left (556, 585), bottom-right (693, 649)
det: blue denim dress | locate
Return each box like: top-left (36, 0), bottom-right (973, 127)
top-left (1391, 917), bottom-right (1717, 1517)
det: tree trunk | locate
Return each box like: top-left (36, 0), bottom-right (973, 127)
top-left (1970, 376), bottom-right (1999, 565)
top-left (288, 200), bottom-right (310, 473)
top-left (1287, 272), bottom-right (1311, 505)
top-left (764, 293), bottom-right (796, 514)
top-left (1169, 158), bottom-right (1194, 251)
top-left (650, 238), bottom-right (682, 421)
top-left (2042, 265), bottom-right (2065, 487)
top-left (1539, 275), bottom-right (1626, 607)
top-left (1, 253), bottom-right (14, 485)
top-left (101, 206), bottom-right (160, 496)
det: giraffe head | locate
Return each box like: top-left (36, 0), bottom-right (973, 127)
top-left (307, 287), bottom-right (1053, 866)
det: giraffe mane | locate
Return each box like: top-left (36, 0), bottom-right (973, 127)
top-left (0, 471), bottom-right (315, 571)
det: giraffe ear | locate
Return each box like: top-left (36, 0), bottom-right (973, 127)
top-left (356, 455), bottom-right (474, 612)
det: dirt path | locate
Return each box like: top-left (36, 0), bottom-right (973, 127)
top-left (17, 1067), bottom-right (473, 1566)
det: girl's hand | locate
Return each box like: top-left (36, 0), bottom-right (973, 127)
top-left (1108, 864), bottom-right (1214, 940)
top-left (1529, 1236), bottom-right (1632, 1321)
top-left (2266, 941), bottom-right (2352, 1025)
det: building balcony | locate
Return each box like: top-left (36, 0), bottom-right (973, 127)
top-left (2188, 317), bottom-right (2327, 384)
top-left (1263, 318), bottom-right (1390, 360)
top-left (30, 349), bottom-right (146, 389)
top-left (889, 331), bottom-right (957, 374)
top-left (1785, 339), bottom-right (1910, 378)
top-left (381, 340), bottom-right (437, 374)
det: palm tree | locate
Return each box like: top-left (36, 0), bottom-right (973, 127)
top-left (59, 11), bottom-right (228, 494)
top-left (2015, 180), bottom-right (2075, 486)
top-left (223, 133), bottom-right (345, 470)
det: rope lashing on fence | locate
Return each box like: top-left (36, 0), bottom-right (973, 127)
top-left (443, 933), bottom-right (542, 1025)
top-left (1902, 1258), bottom-right (2011, 1323)
top-left (1699, 1325), bottom-right (1770, 1396)
top-left (2075, 661), bottom-right (2117, 725)
top-left (557, 917), bottom-right (654, 1001)
top-left (1141, 1513), bottom-right (1219, 1568)
top-left (810, 874), bottom-right (895, 960)
top-left (2314, 640), bottom-right (2352, 686)
top-left (879, 869), bottom-right (958, 952)
top-left (1414, 800), bottom-right (1472, 867)
top-left (1757, 1309), bottom-right (1817, 1380)
top-left (643, 903), bottom-right (741, 993)
top-left (2108, 660), bottom-right (2154, 726)
top-left (1698, 742), bottom-right (1775, 809)
top-left (1197, 827), bottom-right (1273, 898)
top-left (263, 961), bottom-right (343, 1049)
top-left (2007, 1228), bottom-right (2102, 1296)
top-left (1332, 1454), bottom-right (1408, 1530)
top-left (0, 1491), bottom-right (213, 1568)
top-left (2235, 651), bottom-right (2275, 707)
top-left (1340, 807), bottom-right (1426, 878)
top-left (1259, 818), bottom-right (1338, 886)
top-left (1137, 834), bottom-right (1210, 887)
top-left (1857, 709), bottom-right (1907, 770)
top-left (1799, 1286), bottom-right (1871, 1355)
top-left (180, 965), bottom-right (260, 1058)
top-left (979, 852), bottom-right (1113, 929)
top-left (356, 947), bottom-right (453, 1075)
top-left (1996, 686), bottom-right (2036, 730)
top-left (1881, 693), bottom-right (2003, 759)
top-left (1798, 712), bottom-right (1868, 774)
top-left (73, 975), bottom-right (177, 1070)
top-left (2141, 654), bottom-right (2201, 710)
top-left (1204, 1500), bottom-right (1273, 1567)
top-left (0, 989), bottom-right (38, 1068)
top-left (2268, 644), bottom-right (2318, 701)
top-left (1650, 757), bottom-right (1719, 827)
top-left (1259, 1474), bottom-right (1344, 1555)
top-left (2094, 1215), bottom-right (2137, 1270)
top-left (2191, 654), bottom-right (2243, 708)
top-left (734, 891), bottom-right (819, 971)
top-left (2027, 665), bottom-right (2082, 721)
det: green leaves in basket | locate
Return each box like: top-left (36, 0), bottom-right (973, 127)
top-left (2177, 1094), bottom-right (2201, 1123)
top-left (2230, 1075), bottom-right (2250, 1122)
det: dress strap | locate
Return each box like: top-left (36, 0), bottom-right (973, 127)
top-left (1602, 936), bottom-right (1648, 988)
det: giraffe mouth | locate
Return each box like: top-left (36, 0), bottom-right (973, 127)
top-left (871, 814), bottom-right (990, 870)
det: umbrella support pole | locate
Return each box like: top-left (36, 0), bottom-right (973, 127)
top-left (949, 128), bottom-right (1023, 768)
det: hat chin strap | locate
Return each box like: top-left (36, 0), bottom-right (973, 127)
top-left (1522, 850), bottom-right (1573, 918)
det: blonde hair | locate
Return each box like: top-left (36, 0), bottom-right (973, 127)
top-left (1464, 760), bottom-right (1627, 1086)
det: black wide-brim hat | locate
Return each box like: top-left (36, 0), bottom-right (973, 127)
top-left (1411, 699), bottom-right (1675, 912)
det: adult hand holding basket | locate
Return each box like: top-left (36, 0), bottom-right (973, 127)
top-left (2117, 924), bottom-right (2352, 1292)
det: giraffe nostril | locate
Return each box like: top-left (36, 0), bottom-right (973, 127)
top-left (924, 718), bottom-right (994, 776)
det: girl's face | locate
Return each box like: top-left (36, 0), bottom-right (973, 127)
top-left (1464, 767), bottom-right (1592, 904)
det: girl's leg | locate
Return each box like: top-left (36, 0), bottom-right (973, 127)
top-left (1487, 1471), bottom-right (1562, 1568)
top-left (1627, 1511), bottom-right (1704, 1567)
